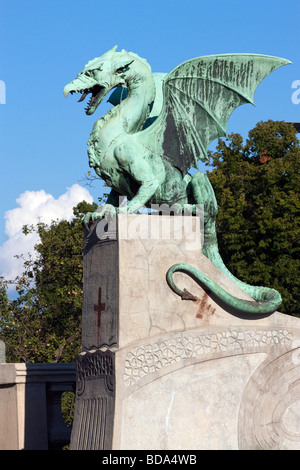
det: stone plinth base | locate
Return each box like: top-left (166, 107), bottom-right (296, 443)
top-left (70, 215), bottom-right (300, 450)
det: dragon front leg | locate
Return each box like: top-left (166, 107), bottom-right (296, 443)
top-left (114, 141), bottom-right (162, 214)
top-left (82, 189), bottom-right (125, 226)
top-left (118, 178), bottom-right (160, 214)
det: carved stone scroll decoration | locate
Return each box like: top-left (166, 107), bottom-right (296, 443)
top-left (70, 350), bottom-right (115, 450)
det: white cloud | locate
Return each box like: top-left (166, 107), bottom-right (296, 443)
top-left (0, 184), bottom-right (93, 283)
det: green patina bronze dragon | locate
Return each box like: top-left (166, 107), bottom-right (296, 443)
top-left (64, 45), bottom-right (290, 314)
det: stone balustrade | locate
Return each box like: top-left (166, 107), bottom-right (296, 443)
top-left (0, 362), bottom-right (76, 450)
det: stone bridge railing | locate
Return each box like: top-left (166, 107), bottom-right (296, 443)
top-left (0, 362), bottom-right (76, 450)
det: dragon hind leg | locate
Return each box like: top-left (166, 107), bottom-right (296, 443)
top-left (190, 172), bottom-right (218, 253)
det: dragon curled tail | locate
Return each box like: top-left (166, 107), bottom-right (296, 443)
top-left (166, 262), bottom-right (282, 315)
top-left (166, 231), bottom-right (282, 315)
top-left (166, 170), bottom-right (282, 315)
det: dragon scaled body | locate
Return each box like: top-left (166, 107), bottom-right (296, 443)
top-left (64, 46), bottom-right (290, 315)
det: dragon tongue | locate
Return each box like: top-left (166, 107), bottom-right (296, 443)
top-left (78, 91), bottom-right (88, 102)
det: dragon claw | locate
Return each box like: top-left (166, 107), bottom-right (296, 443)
top-left (82, 205), bottom-right (118, 227)
top-left (82, 211), bottom-right (101, 227)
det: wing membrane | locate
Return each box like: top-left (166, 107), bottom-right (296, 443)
top-left (140, 54), bottom-right (290, 174)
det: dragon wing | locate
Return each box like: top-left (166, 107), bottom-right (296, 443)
top-left (140, 54), bottom-right (291, 173)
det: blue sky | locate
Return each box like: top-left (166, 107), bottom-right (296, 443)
top-left (0, 0), bottom-right (299, 281)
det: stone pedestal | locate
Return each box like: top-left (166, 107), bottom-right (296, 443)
top-left (70, 214), bottom-right (300, 450)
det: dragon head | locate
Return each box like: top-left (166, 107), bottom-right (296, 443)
top-left (63, 45), bottom-right (135, 115)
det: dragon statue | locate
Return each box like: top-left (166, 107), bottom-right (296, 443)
top-left (64, 45), bottom-right (290, 315)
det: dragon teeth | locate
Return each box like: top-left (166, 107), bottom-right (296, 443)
top-left (78, 92), bottom-right (88, 102)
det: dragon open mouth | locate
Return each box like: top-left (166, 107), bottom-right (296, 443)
top-left (72, 84), bottom-right (107, 115)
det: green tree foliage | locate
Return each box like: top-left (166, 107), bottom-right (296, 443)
top-left (0, 200), bottom-right (97, 363)
top-left (207, 120), bottom-right (300, 316)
